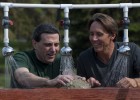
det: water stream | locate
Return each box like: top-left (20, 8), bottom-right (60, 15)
top-left (103, 52), bottom-right (129, 86)
top-left (60, 55), bottom-right (75, 76)
top-left (5, 55), bottom-right (18, 88)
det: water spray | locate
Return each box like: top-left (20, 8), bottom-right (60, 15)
top-left (2, 6), bottom-right (14, 57)
top-left (118, 6), bottom-right (130, 53)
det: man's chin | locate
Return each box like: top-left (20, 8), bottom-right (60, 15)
top-left (46, 59), bottom-right (55, 63)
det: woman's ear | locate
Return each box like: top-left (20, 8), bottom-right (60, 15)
top-left (111, 33), bottom-right (116, 40)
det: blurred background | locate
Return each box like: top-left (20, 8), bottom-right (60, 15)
top-left (0, 0), bottom-right (140, 87)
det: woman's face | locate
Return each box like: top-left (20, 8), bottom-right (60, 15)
top-left (89, 21), bottom-right (115, 53)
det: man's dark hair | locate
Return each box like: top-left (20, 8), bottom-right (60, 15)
top-left (32, 23), bottom-right (60, 42)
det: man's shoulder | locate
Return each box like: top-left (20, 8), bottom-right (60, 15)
top-left (13, 50), bottom-right (34, 59)
top-left (14, 51), bottom-right (27, 57)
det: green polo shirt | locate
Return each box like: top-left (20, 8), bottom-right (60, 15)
top-left (11, 50), bottom-right (61, 88)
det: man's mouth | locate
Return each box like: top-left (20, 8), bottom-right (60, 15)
top-left (48, 53), bottom-right (55, 57)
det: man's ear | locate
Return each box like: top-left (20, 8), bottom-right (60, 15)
top-left (32, 39), bottom-right (37, 49)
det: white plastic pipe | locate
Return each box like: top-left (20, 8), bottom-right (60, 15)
top-left (3, 6), bottom-right (9, 46)
top-left (123, 29), bottom-right (129, 42)
top-left (123, 6), bottom-right (129, 43)
top-left (0, 3), bottom-right (140, 9)
top-left (63, 7), bottom-right (69, 44)
top-left (0, 2), bottom-right (60, 8)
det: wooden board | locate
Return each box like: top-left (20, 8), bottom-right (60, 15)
top-left (0, 87), bottom-right (139, 100)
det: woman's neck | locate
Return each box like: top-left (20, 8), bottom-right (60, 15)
top-left (97, 42), bottom-right (115, 64)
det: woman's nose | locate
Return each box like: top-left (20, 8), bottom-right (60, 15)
top-left (92, 35), bottom-right (98, 41)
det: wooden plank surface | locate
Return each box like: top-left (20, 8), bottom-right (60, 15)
top-left (0, 87), bottom-right (139, 100)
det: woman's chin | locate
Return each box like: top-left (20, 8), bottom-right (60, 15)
top-left (94, 48), bottom-right (102, 52)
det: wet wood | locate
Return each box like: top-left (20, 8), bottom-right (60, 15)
top-left (0, 87), bottom-right (139, 100)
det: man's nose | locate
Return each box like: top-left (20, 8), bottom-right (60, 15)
top-left (50, 45), bottom-right (56, 51)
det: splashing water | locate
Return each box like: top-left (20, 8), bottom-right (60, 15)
top-left (60, 54), bottom-right (91, 89)
top-left (5, 55), bottom-right (18, 88)
top-left (60, 55), bottom-right (75, 76)
top-left (103, 53), bottom-right (129, 86)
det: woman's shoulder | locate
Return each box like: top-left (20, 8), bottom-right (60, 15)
top-left (79, 47), bottom-right (94, 58)
top-left (115, 42), bottom-right (139, 48)
top-left (115, 42), bottom-right (140, 53)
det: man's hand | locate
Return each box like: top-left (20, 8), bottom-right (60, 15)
top-left (87, 77), bottom-right (101, 87)
top-left (48, 75), bottom-right (74, 86)
top-left (116, 77), bottom-right (137, 88)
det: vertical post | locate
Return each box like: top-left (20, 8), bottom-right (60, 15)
top-left (122, 6), bottom-right (130, 52)
top-left (2, 5), bottom-right (14, 57)
top-left (63, 7), bottom-right (70, 47)
top-left (3, 6), bottom-right (9, 47)
top-left (117, 5), bottom-right (130, 53)
top-left (123, 6), bottom-right (129, 43)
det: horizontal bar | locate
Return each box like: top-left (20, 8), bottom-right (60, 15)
top-left (0, 2), bottom-right (140, 9)
top-left (72, 4), bottom-right (120, 9)
top-left (0, 2), bottom-right (60, 8)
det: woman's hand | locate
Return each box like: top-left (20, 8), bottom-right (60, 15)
top-left (116, 77), bottom-right (137, 88)
top-left (87, 77), bottom-right (101, 87)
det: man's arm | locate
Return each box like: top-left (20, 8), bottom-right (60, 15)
top-left (14, 67), bottom-right (74, 88)
top-left (14, 67), bottom-right (50, 88)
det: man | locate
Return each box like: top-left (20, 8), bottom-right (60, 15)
top-left (77, 13), bottom-right (140, 88)
top-left (11, 23), bottom-right (74, 88)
